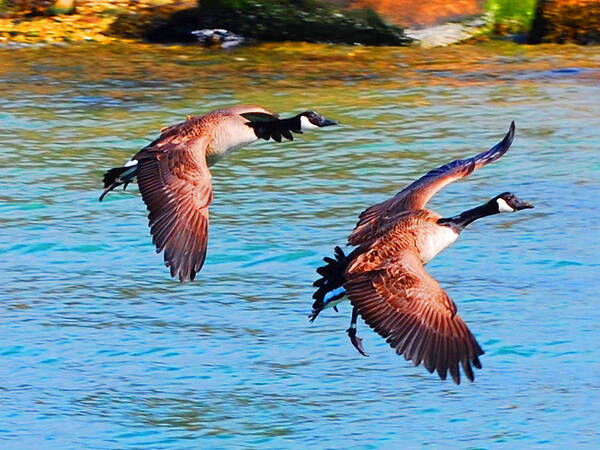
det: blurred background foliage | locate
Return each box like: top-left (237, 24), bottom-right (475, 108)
top-left (530, 0), bottom-right (600, 44)
top-left (485, 0), bottom-right (536, 34)
top-left (0, 0), bottom-right (599, 45)
top-left (0, 0), bottom-right (53, 16)
top-left (138, 0), bottom-right (411, 44)
top-left (0, 0), bottom-right (74, 15)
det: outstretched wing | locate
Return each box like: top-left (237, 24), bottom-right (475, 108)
top-left (135, 135), bottom-right (212, 282)
top-left (345, 250), bottom-right (484, 384)
top-left (349, 122), bottom-right (515, 246)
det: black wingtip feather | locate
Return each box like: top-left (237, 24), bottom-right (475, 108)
top-left (497, 120), bottom-right (515, 152)
top-left (504, 120), bottom-right (515, 147)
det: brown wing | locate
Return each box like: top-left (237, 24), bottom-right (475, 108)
top-left (348, 122), bottom-right (515, 246)
top-left (154, 106), bottom-right (278, 144)
top-left (135, 135), bottom-right (212, 282)
top-left (345, 250), bottom-right (484, 384)
top-left (151, 116), bottom-right (207, 147)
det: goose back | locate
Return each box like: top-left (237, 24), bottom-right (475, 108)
top-left (348, 210), bottom-right (458, 272)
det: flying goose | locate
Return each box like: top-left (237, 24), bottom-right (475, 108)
top-left (310, 121), bottom-right (533, 384)
top-left (100, 105), bottom-right (336, 282)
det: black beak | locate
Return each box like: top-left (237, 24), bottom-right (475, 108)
top-left (514, 198), bottom-right (534, 210)
top-left (319, 117), bottom-right (337, 127)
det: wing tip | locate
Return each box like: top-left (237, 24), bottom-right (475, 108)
top-left (170, 248), bottom-right (206, 283)
top-left (474, 119), bottom-right (517, 168)
top-left (170, 263), bottom-right (201, 283)
top-left (507, 120), bottom-right (516, 143)
top-left (499, 120), bottom-right (516, 150)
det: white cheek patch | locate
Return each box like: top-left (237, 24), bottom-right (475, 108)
top-left (497, 198), bottom-right (515, 213)
top-left (300, 115), bottom-right (320, 131)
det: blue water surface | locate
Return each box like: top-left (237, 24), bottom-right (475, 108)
top-left (0, 43), bottom-right (599, 448)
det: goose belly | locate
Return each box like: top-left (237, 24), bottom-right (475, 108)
top-left (417, 225), bottom-right (459, 264)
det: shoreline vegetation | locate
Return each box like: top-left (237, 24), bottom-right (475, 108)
top-left (141, 0), bottom-right (410, 45)
top-left (0, 0), bottom-right (598, 46)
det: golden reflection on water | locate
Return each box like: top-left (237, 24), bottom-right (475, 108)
top-left (1, 42), bottom-right (599, 95)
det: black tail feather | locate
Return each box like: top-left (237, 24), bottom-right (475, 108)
top-left (310, 246), bottom-right (348, 322)
top-left (99, 166), bottom-right (134, 202)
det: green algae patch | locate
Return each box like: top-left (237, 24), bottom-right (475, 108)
top-left (485, 0), bottom-right (537, 35)
top-left (138, 0), bottom-right (411, 45)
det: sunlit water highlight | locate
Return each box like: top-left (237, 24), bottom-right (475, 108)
top-left (0, 42), bottom-right (599, 447)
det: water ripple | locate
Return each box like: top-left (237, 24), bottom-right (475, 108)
top-left (0, 42), bottom-right (599, 448)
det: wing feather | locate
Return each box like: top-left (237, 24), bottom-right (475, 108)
top-left (348, 122), bottom-right (515, 246)
top-left (345, 250), bottom-right (484, 384)
top-left (136, 136), bottom-right (212, 282)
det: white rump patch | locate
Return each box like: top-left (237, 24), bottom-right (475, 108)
top-left (300, 115), bottom-right (320, 131)
top-left (124, 159), bottom-right (138, 167)
top-left (497, 198), bottom-right (515, 213)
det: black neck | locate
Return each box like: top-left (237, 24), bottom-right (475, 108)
top-left (280, 114), bottom-right (303, 133)
top-left (438, 201), bottom-right (498, 232)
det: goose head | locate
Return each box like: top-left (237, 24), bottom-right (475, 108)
top-left (299, 111), bottom-right (337, 131)
top-left (439, 192), bottom-right (533, 231)
top-left (493, 192), bottom-right (534, 213)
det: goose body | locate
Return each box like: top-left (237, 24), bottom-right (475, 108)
top-left (311, 122), bottom-right (533, 384)
top-left (359, 210), bottom-right (459, 266)
top-left (100, 105), bottom-right (336, 282)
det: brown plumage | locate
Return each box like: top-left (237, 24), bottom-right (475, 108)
top-left (349, 122), bottom-right (514, 247)
top-left (100, 106), bottom-right (336, 282)
top-left (344, 210), bottom-right (483, 384)
top-left (312, 122), bottom-right (533, 384)
top-left (135, 134), bottom-right (213, 282)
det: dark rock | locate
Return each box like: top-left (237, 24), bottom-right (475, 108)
top-left (144, 0), bottom-right (411, 46)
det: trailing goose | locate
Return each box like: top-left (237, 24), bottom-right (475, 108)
top-left (310, 121), bottom-right (533, 384)
top-left (100, 105), bottom-right (336, 282)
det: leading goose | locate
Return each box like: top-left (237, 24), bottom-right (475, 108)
top-left (310, 121), bottom-right (533, 384)
top-left (100, 105), bottom-right (336, 282)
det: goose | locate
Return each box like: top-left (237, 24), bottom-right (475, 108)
top-left (310, 121), bottom-right (533, 384)
top-left (100, 105), bottom-right (336, 282)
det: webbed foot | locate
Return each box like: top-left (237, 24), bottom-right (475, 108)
top-left (347, 325), bottom-right (368, 357)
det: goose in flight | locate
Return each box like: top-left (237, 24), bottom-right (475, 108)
top-left (310, 121), bottom-right (533, 384)
top-left (100, 105), bottom-right (336, 282)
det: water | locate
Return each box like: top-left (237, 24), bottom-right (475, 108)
top-left (1, 42), bottom-right (599, 447)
